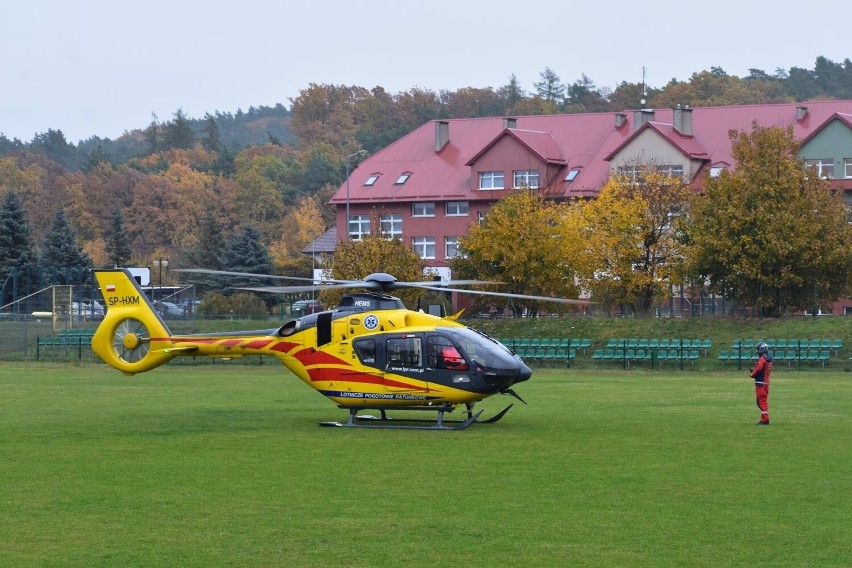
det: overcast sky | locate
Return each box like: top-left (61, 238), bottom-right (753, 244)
top-left (2, 0), bottom-right (848, 143)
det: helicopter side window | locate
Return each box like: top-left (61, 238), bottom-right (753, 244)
top-left (427, 335), bottom-right (469, 371)
top-left (386, 337), bottom-right (421, 367)
top-left (353, 338), bottom-right (377, 365)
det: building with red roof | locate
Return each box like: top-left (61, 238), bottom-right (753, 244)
top-left (325, 100), bottom-right (852, 313)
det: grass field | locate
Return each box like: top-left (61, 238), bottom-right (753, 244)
top-left (1, 362), bottom-right (850, 567)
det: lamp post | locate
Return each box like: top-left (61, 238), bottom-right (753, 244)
top-left (153, 257), bottom-right (169, 301)
top-left (345, 150), bottom-right (367, 239)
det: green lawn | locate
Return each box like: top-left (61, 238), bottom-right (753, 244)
top-left (1, 363), bottom-right (849, 567)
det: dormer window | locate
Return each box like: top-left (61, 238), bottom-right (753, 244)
top-left (709, 166), bottom-right (724, 178)
top-left (513, 170), bottom-right (539, 189)
top-left (395, 173), bottom-right (411, 185)
top-left (478, 171), bottom-right (504, 190)
top-left (565, 168), bottom-right (580, 182)
top-left (364, 174), bottom-right (379, 186)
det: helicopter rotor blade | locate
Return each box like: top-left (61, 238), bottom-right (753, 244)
top-left (174, 268), bottom-right (357, 285)
top-left (394, 283), bottom-right (589, 305)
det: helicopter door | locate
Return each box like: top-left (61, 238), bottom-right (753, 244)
top-left (384, 336), bottom-right (425, 391)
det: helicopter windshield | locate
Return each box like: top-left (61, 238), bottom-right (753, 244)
top-left (436, 327), bottom-right (516, 371)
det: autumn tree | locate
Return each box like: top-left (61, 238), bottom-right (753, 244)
top-left (575, 166), bottom-right (692, 315)
top-left (41, 208), bottom-right (92, 285)
top-left (0, 190), bottom-right (39, 304)
top-left (685, 123), bottom-right (852, 316)
top-left (321, 232), bottom-right (425, 309)
top-left (454, 190), bottom-right (580, 317)
top-left (268, 194), bottom-right (326, 278)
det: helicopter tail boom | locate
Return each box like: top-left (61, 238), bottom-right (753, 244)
top-left (91, 269), bottom-right (180, 375)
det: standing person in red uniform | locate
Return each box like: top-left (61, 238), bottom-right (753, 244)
top-left (750, 341), bottom-right (772, 425)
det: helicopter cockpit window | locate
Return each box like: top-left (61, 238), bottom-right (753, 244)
top-left (353, 338), bottom-right (377, 365)
top-left (427, 335), bottom-right (469, 371)
top-left (386, 337), bottom-right (421, 367)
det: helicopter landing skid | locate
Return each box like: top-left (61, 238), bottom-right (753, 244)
top-left (319, 402), bottom-right (514, 430)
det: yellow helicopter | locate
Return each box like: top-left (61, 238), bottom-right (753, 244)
top-left (90, 268), bottom-right (584, 430)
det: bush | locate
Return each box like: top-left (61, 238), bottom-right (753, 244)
top-left (197, 291), bottom-right (267, 319)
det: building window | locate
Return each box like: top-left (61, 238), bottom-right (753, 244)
top-left (565, 168), bottom-right (580, 181)
top-left (395, 173), bottom-right (411, 185)
top-left (412, 202), bottom-right (435, 217)
top-left (348, 215), bottom-right (370, 240)
top-left (380, 214), bottom-right (403, 239)
top-left (412, 236), bottom-right (436, 259)
top-left (513, 170), bottom-right (539, 188)
top-left (805, 159), bottom-right (834, 179)
top-left (478, 171), bottom-right (504, 190)
top-left (844, 158), bottom-right (852, 178)
top-left (364, 175), bottom-right (379, 186)
top-left (445, 201), bottom-right (469, 216)
top-left (617, 165), bottom-right (642, 181)
top-left (709, 166), bottom-right (725, 177)
top-left (445, 236), bottom-right (460, 259)
top-left (477, 211), bottom-right (486, 225)
top-left (655, 164), bottom-right (685, 178)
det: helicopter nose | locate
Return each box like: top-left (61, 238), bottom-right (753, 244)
top-left (516, 360), bottom-right (532, 383)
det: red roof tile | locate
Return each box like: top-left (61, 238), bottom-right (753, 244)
top-left (330, 100), bottom-right (852, 205)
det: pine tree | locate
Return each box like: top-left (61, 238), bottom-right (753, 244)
top-left (220, 225), bottom-right (274, 305)
top-left (41, 209), bottom-right (92, 285)
top-left (0, 191), bottom-right (39, 305)
top-left (104, 207), bottom-right (133, 267)
top-left (162, 108), bottom-right (196, 150)
top-left (182, 208), bottom-right (227, 292)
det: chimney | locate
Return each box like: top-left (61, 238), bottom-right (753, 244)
top-left (796, 106), bottom-right (808, 121)
top-left (503, 117), bottom-right (517, 129)
top-left (633, 109), bottom-right (655, 130)
top-left (673, 106), bottom-right (693, 135)
top-left (614, 113), bottom-right (627, 129)
top-left (434, 121), bottom-right (450, 152)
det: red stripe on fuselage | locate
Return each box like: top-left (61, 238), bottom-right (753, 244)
top-left (294, 349), bottom-right (349, 367)
top-left (305, 368), bottom-right (433, 392)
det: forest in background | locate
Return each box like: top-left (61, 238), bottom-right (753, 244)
top-left (1, 57), bottom-right (851, 295)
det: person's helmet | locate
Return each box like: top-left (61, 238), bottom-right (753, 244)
top-left (756, 341), bottom-right (769, 355)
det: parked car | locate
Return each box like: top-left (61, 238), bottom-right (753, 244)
top-left (155, 301), bottom-right (185, 317)
top-left (291, 299), bottom-right (323, 317)
top-left (72, 300), bottom-right (105, 320)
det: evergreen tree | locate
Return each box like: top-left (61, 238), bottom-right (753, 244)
top-left (497, 74), bottom-right (525, 113)
top-left (220, 225), bottom-right (274, 305)
top-left (104, 207), bottom-right (133, 267)
top-left (182, 208), bottom-right (227, 292)
top-left (0, 191), bottom-right (39, 305)
top-left (533, 67), bottom-right (566, 105)
top-left (162, 108), bottom-right (196, 150)
top-left (201, 113), bottom-right (222, 153)
top-left (41, 209), bottom-right (92, 285)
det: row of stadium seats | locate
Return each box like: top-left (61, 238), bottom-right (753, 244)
top-left (592, 348), bottom-right (702, 366)
top-left (502, 338), bottom-right (591, 350)
top-left (512, 347), bottom-right (577, 366)
top-left (732, 338), bottom-right (843, 354)
top-left (719, 349), bottom-right (833, 367)
top-left (606, 338), bottom-right (712, 350)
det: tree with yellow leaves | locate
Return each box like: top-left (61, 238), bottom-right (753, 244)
top-left (321, 224), bottom-right (424, 309)
top-left (454, 190), bottom-right (580, 317)
top-left (574, 165), bottom-right (692, 315)
top-left (686, 123), bottom-right (852, 316)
